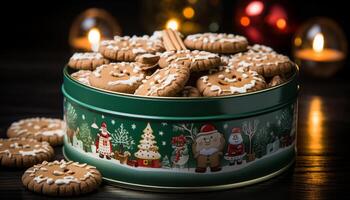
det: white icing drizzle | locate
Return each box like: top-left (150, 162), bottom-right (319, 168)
top-left (108, 74), bottom-right (145, 86)
top-left (34, 175), bottom-right (47, 183)
top-left (55, 176), bottom-right (80, 185)
top-left (70, 52), bottom-right (103, 60)
top-left (73, 162), bottom-right (87, 168)
top-left (187, 33), bottom-right (247, 43)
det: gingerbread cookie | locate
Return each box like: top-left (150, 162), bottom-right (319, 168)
top-left (71, 70), bottom-right (92, 86)
top-left (268, 75), bottom-right (286, 87)
top-left (134, 63), bottom-right (190, 97)
top-left (67, 52), bottom-right (109, 70)
top-left (197, 65), bottom-right (267, 96)
top-left (99, 35), bottom-right (165, 61)
top-left (7, 118), bottom-right (65, 146)
top-left (159, 50), bottom-right (221, 72)
top-left (229, 51), bottom-right (294, 78)
top-left (135, 53), bottom-right (160, 70)
top-left (0, 138), bottom-right (54, 168)
top-left (22, 160), bottom-right (102, 196)
top-left (184, 33), bottom-right (248, 54)
top-left (179, 86), bottom-right (201, 97)
top-left (247, 44), bottom-right (275, 53)
top-left (89, 62), bottom-right (147, 93)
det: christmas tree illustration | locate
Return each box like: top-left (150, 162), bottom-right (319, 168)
top-left (134, 123), bottom-right (161, 168)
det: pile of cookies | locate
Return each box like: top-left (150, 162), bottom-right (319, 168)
top-left (0, 118), bottom-right (102, 196)
top-left (68, 29), bottom-right (295, 97)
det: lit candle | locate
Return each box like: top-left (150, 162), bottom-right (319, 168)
top-left (295, 33), bottom-right (345, 62)
top-left (88, 28), bottom-right (101, 52)
top-left (72, 28), bottom-right (101, 52)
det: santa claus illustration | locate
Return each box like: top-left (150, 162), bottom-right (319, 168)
top-left (224, 127), bottom-right (246, 165)
top-left (192, 124), bottom-right (225, 173)
top-left (95, 122), bottom-right (113, 159)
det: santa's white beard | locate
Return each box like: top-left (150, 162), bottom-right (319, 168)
top-left (229, 136), bottom-right (242, 145)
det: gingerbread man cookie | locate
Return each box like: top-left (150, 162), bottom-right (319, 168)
top-left (229, 51), bottom-right (294, 78)
top-left (89, 62), bottom-right (147, 93)
top-left (7, 118), bottom-right (65, 146)
top-left (197, 65), bottom-right (267, 96)
top-left (159, 50), bottom-right (221, 72)
top-left (0, 138), bottom-right (54, 168)
top-left (184, 33), bottom-right (248, 54)
top-left (99, 35), bottom-right (165, 61)
top-left (70, 70), bottom-right (92, 86)
top-left (134, 63), bottom-right (190, 97)
top-left (22, 160), bottom-right (102, 196)
top-left (67, 52), bottom-right (109, 70)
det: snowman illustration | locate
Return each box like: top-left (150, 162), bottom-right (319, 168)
top-left (95, 122), bottom-right (113, 159)
top-left (170, 135), bottom-right (189, 168)
top-left (224, 127), bottom-right (246, 165)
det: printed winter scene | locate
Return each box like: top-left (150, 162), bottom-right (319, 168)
top-left (65, 102), bottom-right (296, 174)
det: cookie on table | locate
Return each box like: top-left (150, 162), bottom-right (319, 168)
top-left (89, 62), bottom-right (147, 93)
top-left (197, 65), bottom-right (267, 97)
top-left (159, 50), bottom-right (221, 72)
top-left (0, 138), bottom-right (54, 168)
top-left (184, 33), bottom-right (248, 54)
top-left (7, 118), bottom-right (65, 146)
top-left (268, 75), bottom-right (286, 87)
top-left (99, 35), bottom-right (165, 61)
top-left (229, 51), bottom-right (294, 78)
top-left (67, 52), bottom-right (109, 70)
top-left (71, 70), bottom-right (92, 86)
top-left (134, 63), bottom-right (190, 97)
top-left (179, 86), bottom-right (201, 97)
top-left (22, 160), bottom-right (102, 196)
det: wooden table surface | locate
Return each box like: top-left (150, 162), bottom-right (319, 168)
top-left (1, 56), bottom-right (349, 199)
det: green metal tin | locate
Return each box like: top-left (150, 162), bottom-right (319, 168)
top-left (62, 66), bottom-right (299, 191)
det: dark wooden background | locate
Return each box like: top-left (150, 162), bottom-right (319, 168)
top-left (1, 0), bottom-right (350, 199)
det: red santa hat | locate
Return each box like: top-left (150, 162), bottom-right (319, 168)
top-left (231, 127), bottom-right (241, 135)
top-left (100, 122), bottom-right (107, 130)
top-left (197, 124), bottom-right (218, 137)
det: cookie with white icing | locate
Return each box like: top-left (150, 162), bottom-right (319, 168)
top-left (70, 70), bottom-right (91, 86)
top-left (134, 63), bottom-right (190, 97)
top-left (159, 50), bottom-right (221, 72)
top-left (197, 65), bottom-right (267, 96)
top-left (247, 44), bottom-right (275, 53)
top-left (0, 138), bottom-right (54, 168)
top-left (22, 160), bottom-right (102, 196)
top-left (229, 51), bottom-right (294, 78)
top-left (99, 35), bottom-right (165, 61)
top-left (184, 33), bottom-right (248, 54)
top-left (89, 62), bottom-right (147, 93)
top-left (7, 118), bottom-right (65, 146)
top-left (179, 86), bottom-right (201, 97)
top-left (67, 52), bottom-right (109, 70)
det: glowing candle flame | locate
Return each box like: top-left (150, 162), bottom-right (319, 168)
top-left (166, 18), bottom-right (180, 30)
top-left (88, 28), bottom-right (101, 52)
top-left (313, 33), bottom-right (324, 53)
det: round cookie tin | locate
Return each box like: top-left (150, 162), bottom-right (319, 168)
top-left (62, 67), bottom-right (299, 192)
